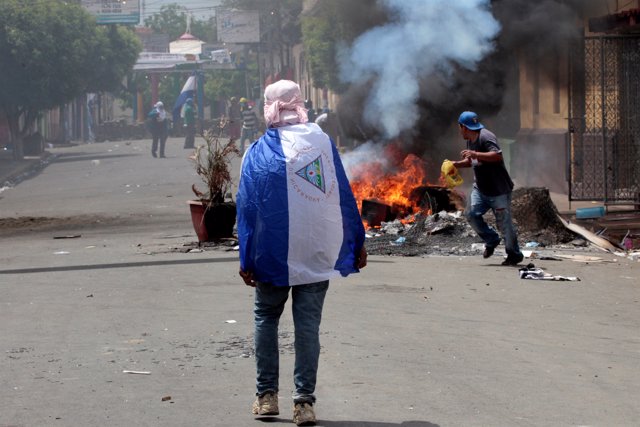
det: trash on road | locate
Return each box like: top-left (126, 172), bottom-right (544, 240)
top-left (518, 264), bottom-right (580, 281)
top-left (391, 236), bottom-right (406, 245)
top-left (53, 235), bottom-right (81, 239)
top-left (53, 251), bottom-right (70, 255)
top-left (123, 370), bottom-right (151, 375)
top-left (161, 396), bottom-right (172, 402)
top-left (558, 215), bottom-right (620, 252)
top-left (552, 253), bottom-right (609, 263)
top-left (225, 320), bottom-right (237, 324)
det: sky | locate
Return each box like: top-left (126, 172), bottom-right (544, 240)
top-left (141, 0), bottom-right (224, 21)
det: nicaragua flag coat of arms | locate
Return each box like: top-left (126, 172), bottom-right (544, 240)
top-left (237, 123), bottom-right (365, 286)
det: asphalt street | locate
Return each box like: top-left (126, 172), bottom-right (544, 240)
top-left (1, 138), bottom-right (639, 427)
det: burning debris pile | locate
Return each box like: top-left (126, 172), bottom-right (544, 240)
top-left (363, 187), bottom-right (577, 257)
top-left (343, 145), bottom-right (578, 256)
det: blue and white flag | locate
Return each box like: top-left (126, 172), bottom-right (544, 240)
top-left (172, 75), bottom-right (196, 122)
top-left (237, 123), bottom-right (365, 286)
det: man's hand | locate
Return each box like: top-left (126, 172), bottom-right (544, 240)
top-left (239, 269), bottom-right (256, 287)
top-left (461, 149), bottom-right (477, 160)
top-left (356, 246), bottom-right (368, 269)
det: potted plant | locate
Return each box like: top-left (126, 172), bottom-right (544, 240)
top-left (188, 122), bottom-right (240, 242)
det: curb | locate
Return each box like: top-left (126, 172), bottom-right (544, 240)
top-left (0, 152), bottom-right (53, 187)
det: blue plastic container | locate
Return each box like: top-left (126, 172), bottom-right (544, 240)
top-left (575, 206), bottom-right (605, 219)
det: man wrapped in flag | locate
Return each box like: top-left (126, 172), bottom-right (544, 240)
top-left (172, 74), bottom-right (196, 124)
top-left (236, 80), bottom-right (366, 426)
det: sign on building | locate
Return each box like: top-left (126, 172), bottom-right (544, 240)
top-left (216, 9), bottom-right (260, 43)
top-left (81, 0), bottom-right (141, 24)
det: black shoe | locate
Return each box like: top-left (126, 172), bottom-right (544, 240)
top-left (483, 246), bottom-right (495, 258)
top-left (501, 253), bottom-right (524, 266)
top-left (151, 152), bottom-right (157, 158)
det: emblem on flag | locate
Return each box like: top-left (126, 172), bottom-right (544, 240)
top-left (295, 155), bottom-right (325, 193)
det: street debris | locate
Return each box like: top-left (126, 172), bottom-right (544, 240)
top-left (364, 187), bottom-right (579, 257)
top-left (122, 370), bottom-right (151, 375)
top-left (53, 235), bottom-right (81, 239)
top-left (557, 215), bottom-right (620, 252)
top-left (53, 251), bottom-right (70, 255)
top-left (550, 254), bottom-right (609, 263)
top-left (225, 320), bottom-right (237, 324)
top-left (161, 396), bottom-right (172, 402)
top-left (519, 263), bottom-right (580, 281)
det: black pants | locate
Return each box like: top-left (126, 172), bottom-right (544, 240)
top-left (151, 131), bottom-right (167, 156)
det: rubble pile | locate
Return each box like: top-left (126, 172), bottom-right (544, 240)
top-left (364, 186), bottom-right (578, 256)
top-left (510, 187), bottom-right (576, 245)
top-left (365, 211), bottom-right (479, 256)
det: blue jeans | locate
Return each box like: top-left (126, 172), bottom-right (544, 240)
top-left (240, 127), bottom-right (255, 152)
top-left (466, 188), bottom-right (522, 257)
top-left (254, 280), bottom-right (329, 404)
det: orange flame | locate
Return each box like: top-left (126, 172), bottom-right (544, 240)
top-left (350, 149), bottom-right (429, 217)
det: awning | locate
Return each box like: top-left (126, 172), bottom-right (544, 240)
top-left (589, 8), bottom-right (640, 33)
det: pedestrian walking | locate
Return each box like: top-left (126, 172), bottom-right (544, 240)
top-left (236, 80), bottom-right (367, 426)
top-left (451, 111), bottom-right (524, 265)
top-left (147, 101), bottom-right (169, 158)
top-left (239, 103), bottom-right (258, 153)
top-left (183, 98), bottom-right (196, 149)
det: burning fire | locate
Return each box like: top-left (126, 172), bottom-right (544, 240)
top-left (349, 145), bottom-right (430, 224)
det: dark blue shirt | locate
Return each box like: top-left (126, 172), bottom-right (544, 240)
top-left (467, 128), bottom-right (513, 196)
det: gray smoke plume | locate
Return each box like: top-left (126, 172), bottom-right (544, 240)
top-left (337, 0), bottom-right (603, 152)
top-left (339, 0), bottom-right (500, 139)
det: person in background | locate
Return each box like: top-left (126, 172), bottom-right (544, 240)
top-left (304, 99), bottom-right (316, 123)
top-left (147, 101), bottom-right (169, 158)
top-left (313, 108), bottom-right (328, 128)
top-left (239, 102), bottom-right (258, 153)
top-left (314, 108), bottom-right (340, 147)
top-left (227, 96), bottom-right (242, 140)
top-left (451, 111), bottom-right (524, 266)
top-left (183, 98), bottom-right (196, 149)
top-left (236, 80), bottom-right (367, 426)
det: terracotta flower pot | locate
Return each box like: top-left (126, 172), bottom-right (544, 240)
top-left (188, 200), bottom-right (237, 242)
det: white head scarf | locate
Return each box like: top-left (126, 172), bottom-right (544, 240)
top-left (154, 101), bottom-right (166, 120)
top-left (263, 80), bottom-right (308, 128)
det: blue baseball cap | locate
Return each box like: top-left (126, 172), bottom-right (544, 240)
top-left (458, 111), bottom-right (484, 131)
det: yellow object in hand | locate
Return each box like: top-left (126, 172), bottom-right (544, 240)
top-left (441, 159), bottom-right (463, 188)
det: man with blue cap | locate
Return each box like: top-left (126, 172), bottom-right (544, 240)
top-left (451, 111), bottom-right (524, 266)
